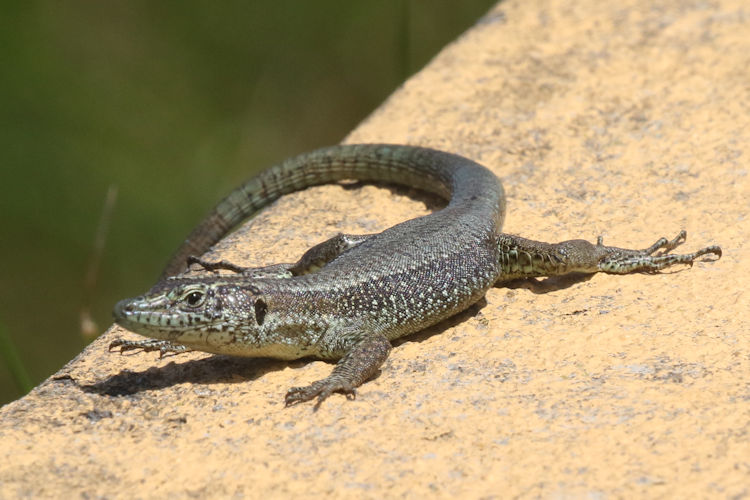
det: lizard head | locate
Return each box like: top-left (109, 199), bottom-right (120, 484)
top-left (113, 276), bottom-right (267, 348)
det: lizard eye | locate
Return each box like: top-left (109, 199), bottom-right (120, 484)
top-left (183, 291), bottom-right (205, 307)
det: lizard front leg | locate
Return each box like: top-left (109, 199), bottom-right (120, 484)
top-left (284, 330), bottom-right (392, 409)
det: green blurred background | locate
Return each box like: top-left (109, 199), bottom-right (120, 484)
top-left (0, 1), bottom-right (496, 405)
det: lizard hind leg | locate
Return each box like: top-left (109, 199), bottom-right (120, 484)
top-left (496, 230), bottom-right (721, 280)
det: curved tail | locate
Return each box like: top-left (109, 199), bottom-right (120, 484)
top-left (160, 144), bottom-right (499, 279)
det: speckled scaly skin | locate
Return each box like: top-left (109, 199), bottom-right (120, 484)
top-left (110, 144), bottom-right (721, 407)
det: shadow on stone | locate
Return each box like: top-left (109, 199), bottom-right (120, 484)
top-left (81, 355), bottom-right (286, 397)
top-left (502, 272), bottom-right (595, 294)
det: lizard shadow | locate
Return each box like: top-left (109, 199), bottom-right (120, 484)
top-left (502, 272), bottom-right (596, 294)
top-left (82, 355), bottom-right (288, 397)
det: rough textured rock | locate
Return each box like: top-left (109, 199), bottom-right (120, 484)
top-left (2, 0), bottom-right (747, 497)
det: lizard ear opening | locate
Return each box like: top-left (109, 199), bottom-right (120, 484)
top-left (254, 297), bottom-right (267, 326)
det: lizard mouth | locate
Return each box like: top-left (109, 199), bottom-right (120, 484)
top-left (113, 295), bottom-right (222, 342)
top-left (113, 296), bottom-right (177, 334)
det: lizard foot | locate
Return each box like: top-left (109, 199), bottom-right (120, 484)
top-left (108, 339), bottom-right (192, 358)
top-left (596, 230), bottom-right (722, 274)
top-left (285, 378), bottom-right (357, 410)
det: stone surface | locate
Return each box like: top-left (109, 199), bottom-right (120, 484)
top-left (2, 0), bottom-right (748, 498)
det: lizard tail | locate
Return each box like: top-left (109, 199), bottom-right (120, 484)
top-left (160, 144), bottom-right (502, 279)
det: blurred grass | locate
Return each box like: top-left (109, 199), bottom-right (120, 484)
top-left (0, 318), bottom-right (32, 394)
top-left (0, 0), bottom-right (496, 405)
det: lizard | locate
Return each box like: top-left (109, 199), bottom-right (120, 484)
top-left (110, 144), bottom-right (722, 407)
